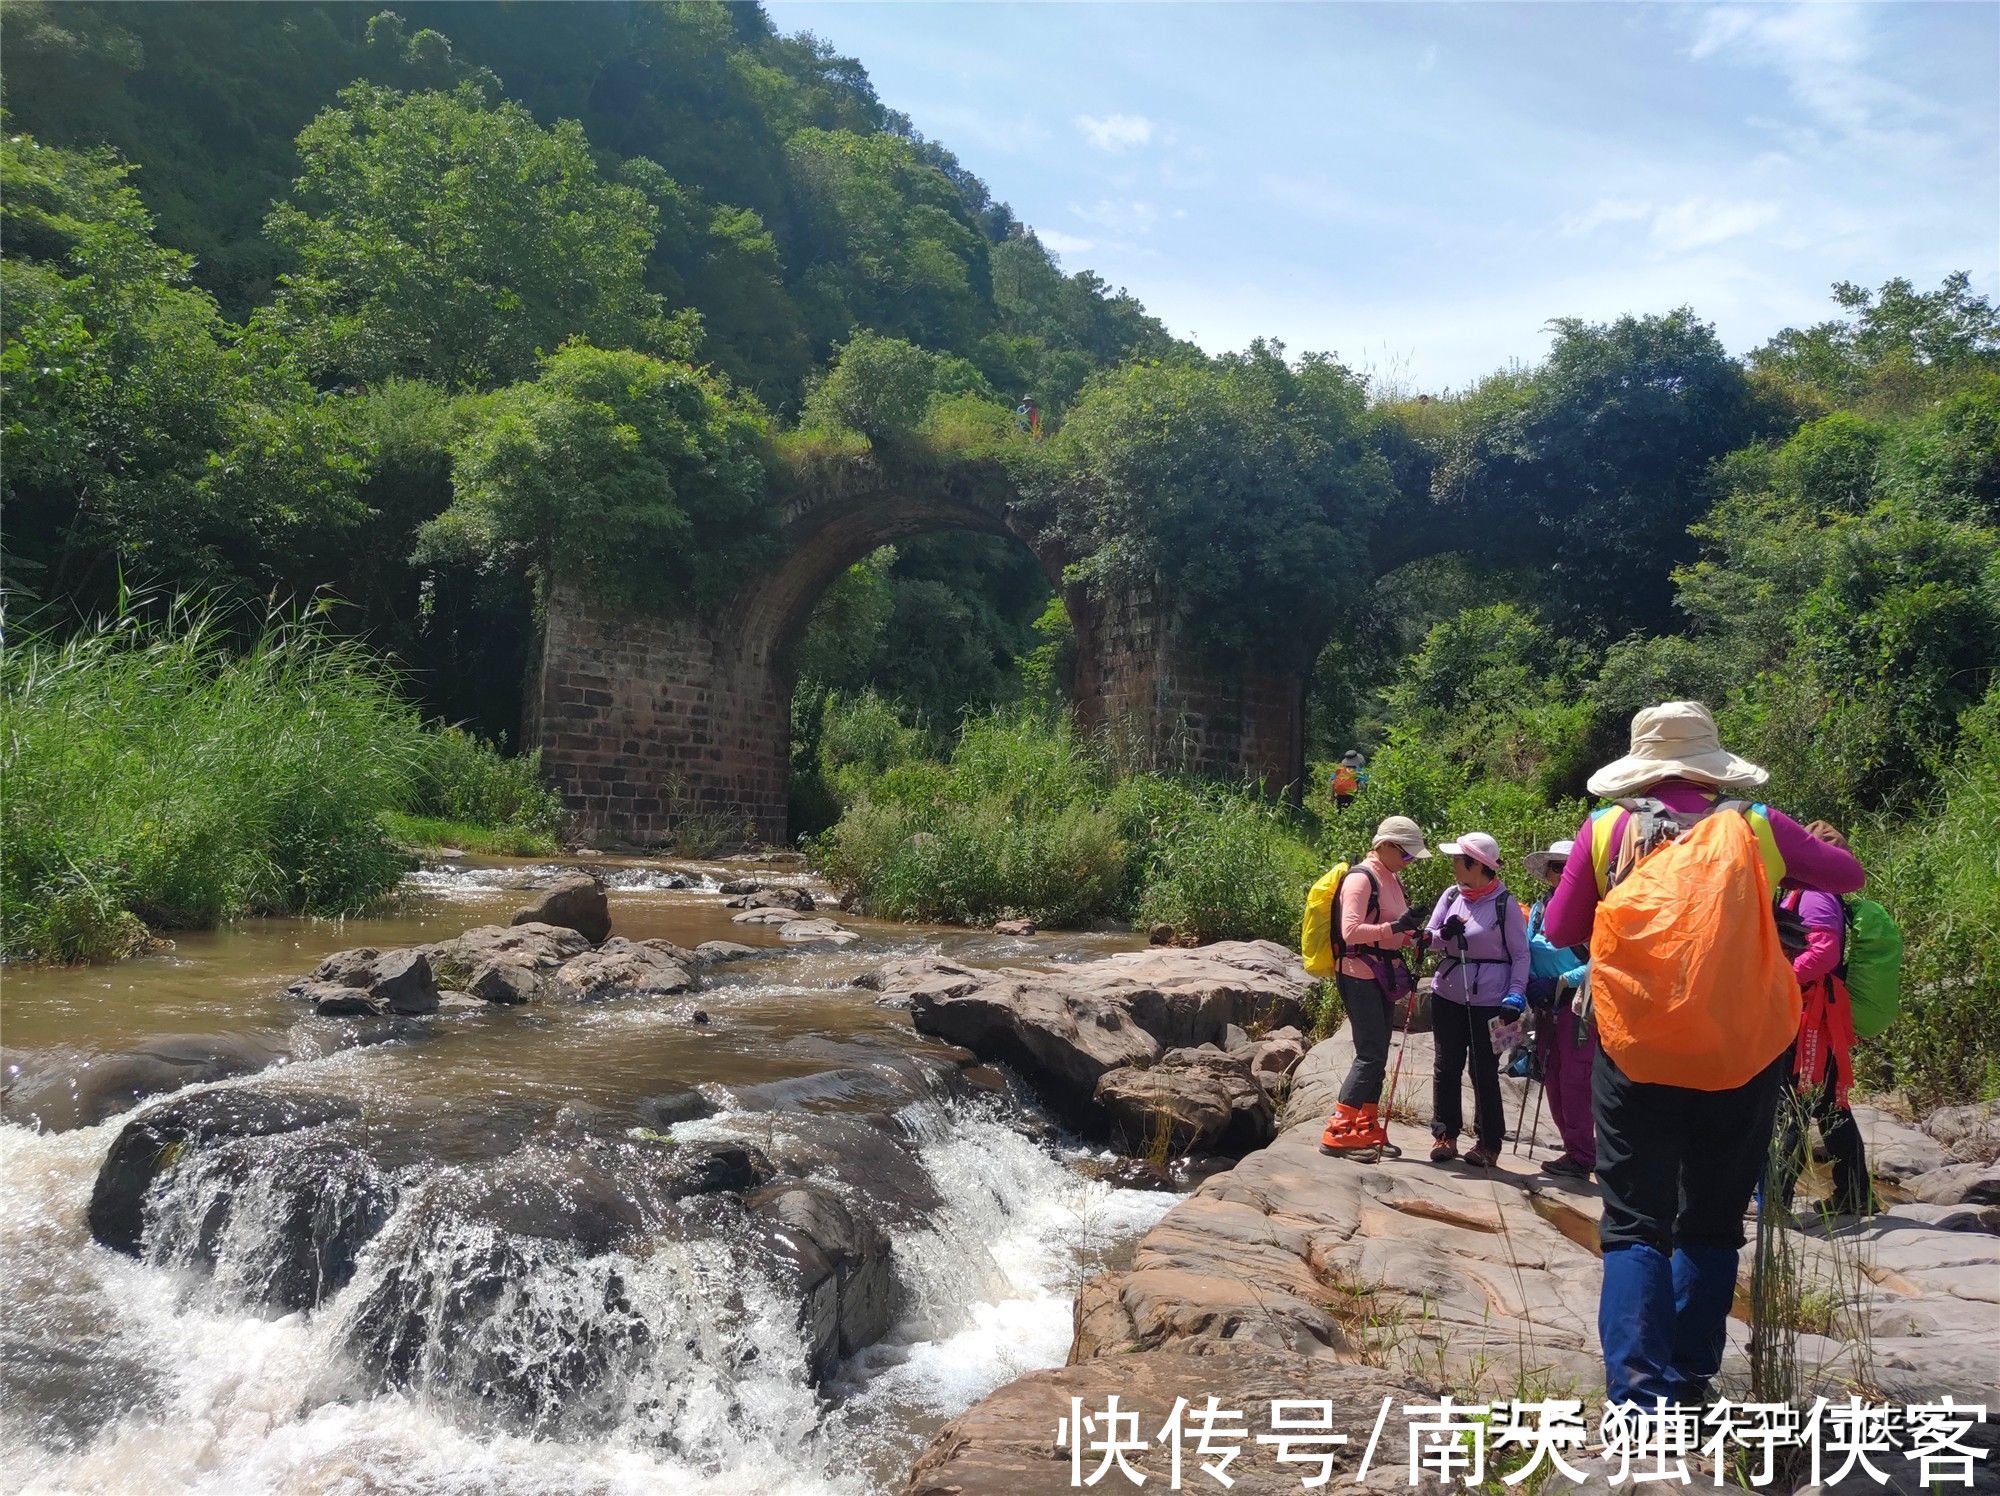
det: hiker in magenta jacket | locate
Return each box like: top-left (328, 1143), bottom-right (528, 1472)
top-left (1770, 821), bottom-right (1871, 1219)
top-left (1424, 831), bottom-right (1530, 1168)
top-left (1546, 701), bottom-right (1866, 1412)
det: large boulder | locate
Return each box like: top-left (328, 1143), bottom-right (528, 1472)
top-left (1094, 1046), bottom-right (1274, 1156)
top-left (290, 947), bottom-right (440, 1016)
top-left (2, 1032), bottom-right (293, 1133)
top-left (510, 873), bottom-right (611, 944)
top-left (748, 1183), bottom-right (893, 1379)
top-left (426, 922), bottom-right (593, 1004)
top-left (551, 937), bottom-right (694, 1003)
top-left (882, 941), bottom-right (1312, 1118)
top-left (1925, 1101), bottom-right (2000, 1163)
top-left (88, 1086), bottom-right (361, 1256)
top-left (1908, 1161), bottom-right (2000, 1208)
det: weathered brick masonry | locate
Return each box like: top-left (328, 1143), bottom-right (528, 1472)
top-left (533, 466), bottom-right (1310, 846)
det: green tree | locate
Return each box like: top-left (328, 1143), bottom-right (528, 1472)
top-left (1752, 273), bottom-right (2000, 410)
top-left (265, 82), bottom-right (691, 389)
top-left (419, 342), bottom-right (772, 609)
top-left (799, 330), bottom-right (992, 442)
top-left (1037, 341), bottom-right (1392, 659)
top-left (1, 131), bottom-right (365, 605)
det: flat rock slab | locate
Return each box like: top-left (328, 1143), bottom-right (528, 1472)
top-left (550, 938), bottom-right (694, 1002)
top-left (881, 940), bottom-right (1313, 1112)
top-left (905, 1345), bottom-right (1429, 1496)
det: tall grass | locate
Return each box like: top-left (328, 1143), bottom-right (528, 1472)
top-left (809, 703), bottom-right (1323, 938)
top-left (2, 602), bottom-right (563, 962)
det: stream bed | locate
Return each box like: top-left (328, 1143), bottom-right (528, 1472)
top-left (0, 857), bottom-right (1176, 1495)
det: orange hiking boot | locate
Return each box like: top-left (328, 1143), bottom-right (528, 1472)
top-left (1319, 1102), bottom-right (1388, 1154)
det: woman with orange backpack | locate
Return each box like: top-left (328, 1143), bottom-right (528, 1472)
top-left (1770, 820), bottom-right (1872, 1220)
top-left (1541, 702), bottom-right (1865, 1410)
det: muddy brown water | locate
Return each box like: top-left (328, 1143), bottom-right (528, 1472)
top-left (0, 857), bottom-right (1171, 1495)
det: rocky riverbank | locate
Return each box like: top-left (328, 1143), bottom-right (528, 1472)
top-left (897, 956), bottom-right (2000, 1494)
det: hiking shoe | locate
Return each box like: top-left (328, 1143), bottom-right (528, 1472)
top-left (1543, 1154), bottom-right (1593, 1180)
top-left (1320, 1103), bottom-right (1381, 1154)
top-left (1429, 1137), bottom-right (1458, 1163)
top-left (1463, 1146), bottom-right (1499, 1169)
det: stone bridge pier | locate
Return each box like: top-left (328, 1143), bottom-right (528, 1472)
top-left (530, 464), bottom-right (1307, 846)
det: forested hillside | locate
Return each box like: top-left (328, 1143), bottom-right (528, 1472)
top-left (3, 0), bottom-right (1177, 733)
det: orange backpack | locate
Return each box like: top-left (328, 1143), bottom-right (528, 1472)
top-left (1587, 799), bottom-right (1799, 1091)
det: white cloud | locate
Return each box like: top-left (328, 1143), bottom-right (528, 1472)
top-left (1076, 112), bottom-right (1156, 153)
top-left (1034, 228), bottom-right (1096, 259)
top-left (1418, 44), bottom-right (1439, 73)
top-left (1688, 3), bottom-right (1940, 148)
top-left (1560, 198), bottom-right (1652, 237)
top-left (1649, 196), bottom-right (1781, 252)
top-left (1071, 198), bottom-right (1160, 235)
top-left (1560, 195), bottom-right (1780, 252)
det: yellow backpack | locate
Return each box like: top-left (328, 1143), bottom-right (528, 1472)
top-left (1302, 862), bottom-right (1377, 978)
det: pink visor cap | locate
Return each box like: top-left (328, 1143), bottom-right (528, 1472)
top-left (1439, 832), bottom-right (1502, 872)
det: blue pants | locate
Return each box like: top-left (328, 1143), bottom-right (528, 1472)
top-left (1592, 1048), bottom-right (1787, 1405)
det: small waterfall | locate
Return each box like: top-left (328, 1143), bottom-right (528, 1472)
top-left (3, 1074), bottom-right (1174, 1495)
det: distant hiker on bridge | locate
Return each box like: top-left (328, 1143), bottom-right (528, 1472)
top-left (1423, 831), bottom-right (1529, 1169)
top-left (1541, 701), bottom-right (1865, 1410)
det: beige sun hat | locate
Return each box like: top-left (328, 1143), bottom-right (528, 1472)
top-left (1586, 701), bottom-right (1769, 800)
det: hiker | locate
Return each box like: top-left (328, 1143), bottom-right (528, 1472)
top-left (1542, 701), bottom-right (1865, 1409)
top-left (1331, 750), bottom-right (1368, 810)
top-left (1770, 820), bottom-right (1872, 1219)
top-left (1526, 838), bottom-right (1596, 1179)
top-left (1317, 816), bottom-right (1432, 1154)
top-left (1425, 832), bottom-right (1529, 1168)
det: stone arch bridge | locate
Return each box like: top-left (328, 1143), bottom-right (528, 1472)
top-left (532, 462), bottom-right (1308, 845)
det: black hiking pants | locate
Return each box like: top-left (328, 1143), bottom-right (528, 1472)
top-left (1336, 973), bottom-right (1394, 1107)
top-left (1593, 1047), bottom-right (1788, 1254)
top-left (1771, 1047), bottom-right (1871, 1216)
top-left (1431, 998), bottom-right (1505, 1153)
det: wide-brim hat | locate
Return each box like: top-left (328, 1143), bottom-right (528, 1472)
top-left (1525, 839), bottom-right (1576, 881)
top-left (1586, 701), bottom-right (1769, 800)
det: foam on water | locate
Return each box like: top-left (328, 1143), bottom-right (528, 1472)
top-left (0, 1080), bottom-right (1173, 1495)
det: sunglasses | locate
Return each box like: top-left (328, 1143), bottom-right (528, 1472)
top-left (1452, 853), bottom-right (1488, 869)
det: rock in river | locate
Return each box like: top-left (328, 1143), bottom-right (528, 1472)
top-left (876, 939), bottom-right (1312, 1118)
top-left (510, 872), bottom-right (611, 944)
top-left (289, 947), bottom-right (441, 1015)
top-left (550, 937), bottom-right (694, 1002)
top-left (1093, 1045), bottom-right (1274, 1156)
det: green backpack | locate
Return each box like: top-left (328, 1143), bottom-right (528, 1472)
top-left (1841, 896), bottom-right (1904, 1038)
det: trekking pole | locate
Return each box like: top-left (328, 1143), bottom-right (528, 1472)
top-left (1381, 933), bottom-right (1426, 1129)
top-left (1526, 1065), bottom-right (1546, 1159)
top-left (1512, 1044), bottom-right (1533, 1156)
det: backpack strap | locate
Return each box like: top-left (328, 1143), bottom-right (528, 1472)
top-left (1334, 864), bottom-right (1383, 957)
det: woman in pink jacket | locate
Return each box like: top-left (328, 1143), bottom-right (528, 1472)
top-left (1318, 816), bottom-right (1432, 1154)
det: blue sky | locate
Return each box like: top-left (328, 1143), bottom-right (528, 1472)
top-left (761, 1), bottom-right (1999, 391)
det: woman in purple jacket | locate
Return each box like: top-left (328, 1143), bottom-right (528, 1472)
top-left (1425, 831), bottom-right (1531, 1168)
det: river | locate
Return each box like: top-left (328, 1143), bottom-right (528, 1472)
top-left (0, 858), bottom-right (1177, 1495)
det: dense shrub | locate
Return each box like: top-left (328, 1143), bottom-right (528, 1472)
top-left (1, 605), bottom-right (569, 961)
top-left (1854, 691), bottom-right (2000, 1103)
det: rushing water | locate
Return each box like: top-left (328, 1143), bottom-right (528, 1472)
top-left (0, 858), bottom-right (1174, 1495)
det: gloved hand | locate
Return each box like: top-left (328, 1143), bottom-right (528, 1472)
top-left (1500, 991), bottom-right (1527, 1021)
top-left (1391, 908), bottom-right (1426, 935)
top-left (1441, 913), bottom-right (1467, 942)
